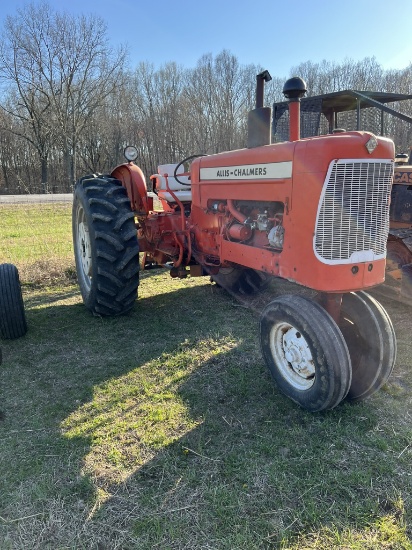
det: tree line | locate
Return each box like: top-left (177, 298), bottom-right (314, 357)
top-left (0, 2), bottom-right (412, 194)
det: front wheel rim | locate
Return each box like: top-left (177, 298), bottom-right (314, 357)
top-left (269, 322), bottom-right (316, 390)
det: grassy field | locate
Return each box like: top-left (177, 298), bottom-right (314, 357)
top-left (0, 203), bottom-right (74, 284)
top-left (1, 203), bottom-right (412, 549)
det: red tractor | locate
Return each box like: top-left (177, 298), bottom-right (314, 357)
top-left (72, 72), bottom-right (397, 412)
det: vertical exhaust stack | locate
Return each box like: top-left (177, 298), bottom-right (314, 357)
top-left (247, 70), bottom-right (272, 148)
top-left (282, 77), bottom-right (307, 141)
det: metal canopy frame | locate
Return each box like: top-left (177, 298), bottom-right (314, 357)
top-left (273, 90), bottom-right (412, 139)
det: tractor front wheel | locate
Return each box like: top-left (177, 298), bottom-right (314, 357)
top-left (339, 291), bottom-right (396, 402)
top-left (72, 175), bottom-right (140, 316)
top-left (0, 263), bottom-right (27, 340)
top-left (260, 295), bottom-right (351, 412)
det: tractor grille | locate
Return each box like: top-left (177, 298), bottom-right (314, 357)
top-left (314, 159), bottom-right (394, 263)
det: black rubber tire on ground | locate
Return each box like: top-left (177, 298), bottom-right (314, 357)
top-left (260, 295), bottom-right (352, 412)
top-left (212, 266), bottom-right (270, 295)
top-left (339, 291), bottom-right (397, 403)
top-left (72, 175), bottom-right (140, 316)
top-left (0, 263), bottom-right (27, 339)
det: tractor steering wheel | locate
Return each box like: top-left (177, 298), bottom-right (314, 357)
top-left (173, 154), bottom-right (207, 186)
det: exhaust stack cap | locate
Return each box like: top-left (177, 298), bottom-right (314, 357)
top-left (283, 77), bottom-right (307, 101)
top-left (258, 69), bottom-right (272, 83)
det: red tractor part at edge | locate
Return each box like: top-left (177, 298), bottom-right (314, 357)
top-left (72, 72), bottom-right (397, 412)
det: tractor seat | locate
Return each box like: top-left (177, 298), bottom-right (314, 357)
top-left (153, 163), bottom-right (192, 203)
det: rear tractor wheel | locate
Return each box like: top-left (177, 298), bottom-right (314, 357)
top-left (260, 295), bottom-right (351, 412)
top-left (72, 175), bottom-right (140, 316)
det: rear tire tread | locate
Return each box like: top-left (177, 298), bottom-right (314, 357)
top-left (0, 264), bottom-right (27, 339)
top-left (73, 176), bottom-right (139, 316)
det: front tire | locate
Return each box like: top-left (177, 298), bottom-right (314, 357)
top-left (72, 175), bottom-right (140, 316)
top-left (260, 295), bottom-right (351, 412)
top-left (0, 263), bottom-right (27, 339)
top-left (339, 291), bottom-right (396, 402)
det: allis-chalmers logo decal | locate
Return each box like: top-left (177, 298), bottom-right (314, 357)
top-left (199, 161), bottom-right (292, 181)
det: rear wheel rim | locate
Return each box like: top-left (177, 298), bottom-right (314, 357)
top-left (75, 205), bottom-right (92, 292)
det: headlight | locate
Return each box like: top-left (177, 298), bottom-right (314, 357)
top-left (124, 145), bottom-right (138, 162)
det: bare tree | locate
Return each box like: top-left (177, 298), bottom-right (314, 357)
top-left (290, 57), bottom-right (384, 95)
top-left (183, 51), bottom-right (257, 154)
top-left (0, 1), bottom-right (126, 189)
top-left (131, 62), bottom-right (181, 167)
top-left (0, 3), bottom-right (55, 188)
top-left (1, 13), bottom-right (412, 196)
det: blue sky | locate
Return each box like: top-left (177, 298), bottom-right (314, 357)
top-left (1, 0), bottom-right (411, 78)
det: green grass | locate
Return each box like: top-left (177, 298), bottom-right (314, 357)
top-left (1, 206), bottom-right (412, 548)
top-left (0, 203), bottom-right (74, 284)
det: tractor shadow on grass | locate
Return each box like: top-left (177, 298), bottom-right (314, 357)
top-left (1, 274), bottom-right (412, 548)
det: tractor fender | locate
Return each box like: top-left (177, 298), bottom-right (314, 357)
top-left (111, 163), bottom-right (152, 215)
